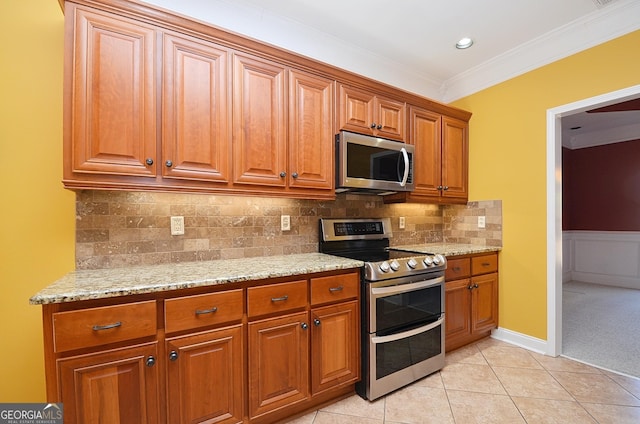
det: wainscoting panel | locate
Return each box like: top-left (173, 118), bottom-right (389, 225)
top-left (563, 231), bottom-right (640, 289)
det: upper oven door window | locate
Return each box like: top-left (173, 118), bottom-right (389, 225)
top-left (369, 276), bottom-right (444, 335)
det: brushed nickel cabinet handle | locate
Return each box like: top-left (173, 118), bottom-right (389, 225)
top-left (92, 321), bottom-right (122, 331)
top-left (195, 306), bottom-right (218, 316)
top-left (271, 295), bottom-right (289, 302)
top-left (329, 286), bottom-right (344, 292)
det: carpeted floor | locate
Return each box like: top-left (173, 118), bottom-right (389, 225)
top-left (562, 280), bottom-right (640, 378)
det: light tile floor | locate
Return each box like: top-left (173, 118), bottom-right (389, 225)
top-left (284, 338), bottom-right (640, 424)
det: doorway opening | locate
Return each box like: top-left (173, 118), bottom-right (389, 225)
top-left (546, 84), bottom-right (640, 357)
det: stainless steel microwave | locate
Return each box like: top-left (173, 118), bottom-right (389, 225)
top-left (335, 131), bottom-right (414, 194)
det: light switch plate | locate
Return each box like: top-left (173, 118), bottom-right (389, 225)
top-left (478, 216), bottom-right (486, 229)
top-left (399, 217), bottom-right (406, 229)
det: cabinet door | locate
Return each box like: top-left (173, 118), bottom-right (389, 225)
top-left (68, 6), bottom-right (157, 177)
top-left (408, 106), bottom-right (442, 198)
top-left (232, 53), bottom-right (287, 187)
top-left (57, 342), bottom-right (159, 424)
top-left (311, 301), bottom-right (359, 395)
top-left (288, 70), bottom-right (334, 191)
top-left (444, 279), bottom-right (472, 352)
top-left (471, 272), bottom-right (499, 334)
top-left (441, 116), bottom-right (468, 200)
top-left (338, 84), bottom-right (375, 135)
top-left (374, 96), bottom-right (406, 141)
top-left (162, 32), bottom-right (231, 183)
top-left (166, 325), bottom-right (244, 424)
top-left (248, 312), bottom-right (309, 420)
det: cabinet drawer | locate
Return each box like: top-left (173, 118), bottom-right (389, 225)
top-left (165, 289), bottom-right (243, 334)
top-left (247, 280), bottom-right (307, 318)
top-left (471, 254), bottom-right (498, 275)
top-left (53, 300), bottom-right (156, 352)
top-left (311, 272), bottom-right (359, 305)
top-left (445, 258), bottom-right (470, 280)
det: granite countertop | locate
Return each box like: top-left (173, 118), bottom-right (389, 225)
top-left (30, 253), bottom-right (364, 305)
top-left (394, 243), bottom-right (501, 257)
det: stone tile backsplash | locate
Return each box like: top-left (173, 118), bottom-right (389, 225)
top-left (75, 191), bottom-right (501, 269)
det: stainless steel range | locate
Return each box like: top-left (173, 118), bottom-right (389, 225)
top-left (318, 218), bottom-right (446, 400)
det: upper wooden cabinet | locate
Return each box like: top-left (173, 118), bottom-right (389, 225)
top-left (386, 106), bottom-right (468, 204)
top-left (162, 31), bottom-right (232, 185)
top-left (232, 53), bottom-right (287, 188)
top-left (338, 84), bottom-right (406, 141)
top-left (61, 0), bottom-right (470, 201)
top-left (64, 6), bottom-right (158, 180)
top-left (288, 70), bottom-right (335, 191)
top-left (232, 55), bottom-right (334, 195)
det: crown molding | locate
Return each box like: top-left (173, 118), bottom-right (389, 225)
top-left (442, 0), bottom-right (640, 103)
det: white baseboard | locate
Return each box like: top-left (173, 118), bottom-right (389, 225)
top-left (491, 327), bottom-right (549, 355)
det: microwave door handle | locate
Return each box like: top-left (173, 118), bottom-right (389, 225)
top-left (399, 147), bottom-right (409, 187)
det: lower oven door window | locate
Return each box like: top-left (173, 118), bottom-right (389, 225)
top-left (373, 317), bottom-right (443, 379)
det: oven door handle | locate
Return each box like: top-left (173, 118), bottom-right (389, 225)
top-left (371, 315), bottom-right (444, 345)
top-left (372, 315), bottom-right (445, 344)
top-left (371, 275), bottom-right (444, 296)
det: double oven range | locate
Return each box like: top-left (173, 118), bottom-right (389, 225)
top-left (319, 218), bottom-right (446, 400)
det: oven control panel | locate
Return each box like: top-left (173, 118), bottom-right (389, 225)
top-left (365, 254), bottom-right (446, 281)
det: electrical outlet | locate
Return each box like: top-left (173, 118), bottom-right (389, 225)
top-left (281, 215), bottom-right (291, 231)
top-left (399, 216), bottom-right (406, 229)
top-left (478, 216), bottom-right (486, 229)
top-left (170, 216), bottom-right (185, 235)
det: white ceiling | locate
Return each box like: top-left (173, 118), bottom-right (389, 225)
top-left (144, 0), bottom-right (640, 147)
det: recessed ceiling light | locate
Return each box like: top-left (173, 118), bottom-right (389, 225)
top-left (456, 37), bottom-right (474, 49)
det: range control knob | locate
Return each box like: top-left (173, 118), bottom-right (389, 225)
top-left (407, 258), bottom-right (418, 269)
top-left (379, 261), bottom-right (391, 273)
top-left (433, 254), bottom-right (446, 265)
top-left (423, 256), bottom-right (433, 267)
top-left (390, 260), bottom-right (400, 271)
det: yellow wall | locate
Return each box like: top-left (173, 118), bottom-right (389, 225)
top-left (0, 0), bottom-right (74, 401)
top-left (2, 0), bottom-right (639, 401)
top-left (453, 30), bottom-right (640, 339)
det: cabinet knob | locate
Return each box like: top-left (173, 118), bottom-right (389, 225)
top-left (145, 158), bottom-right (154, 166)
top-left (280, 171), bottom-right (286, 178)
top-left (437, 185), bottom-right (443, 191)
top-left (474, 284), bottom-right (479, 289)
top-left (313, 318), bottom-right (321, 326)
top-left (376, 124), bottom-right (382, 130)
top-left (301, 322), bottom-right (308, 330)
top-left (443, 186), bottom-right (449, 191)
top-left (145, 356), bottom-right (156, 367)
top-left (292, 172), bottom-right (299, 179)
top-left (165, 160), bottom-right (173, 168)
top-left (467, 285), bottom-right (473, 290)
top-left (370, 122), bottom-right (377, 129)
top-left (169, 350), bottom-right (178, 361)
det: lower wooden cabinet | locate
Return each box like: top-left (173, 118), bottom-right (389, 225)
top-left (42, 269), bottom-right (360, 424)
top-left (248, 312), bottom-right (310, 420)
top-left (247, 273), bottom-right (360, 423)
top-left (57, 342), bottom-right (160, 424)
top-left (310, 301), bottom-right (359, 395)
top-left (445, 253), bottom-right (499, 351)
top-left (166, 325), bottom-right (244, 424)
